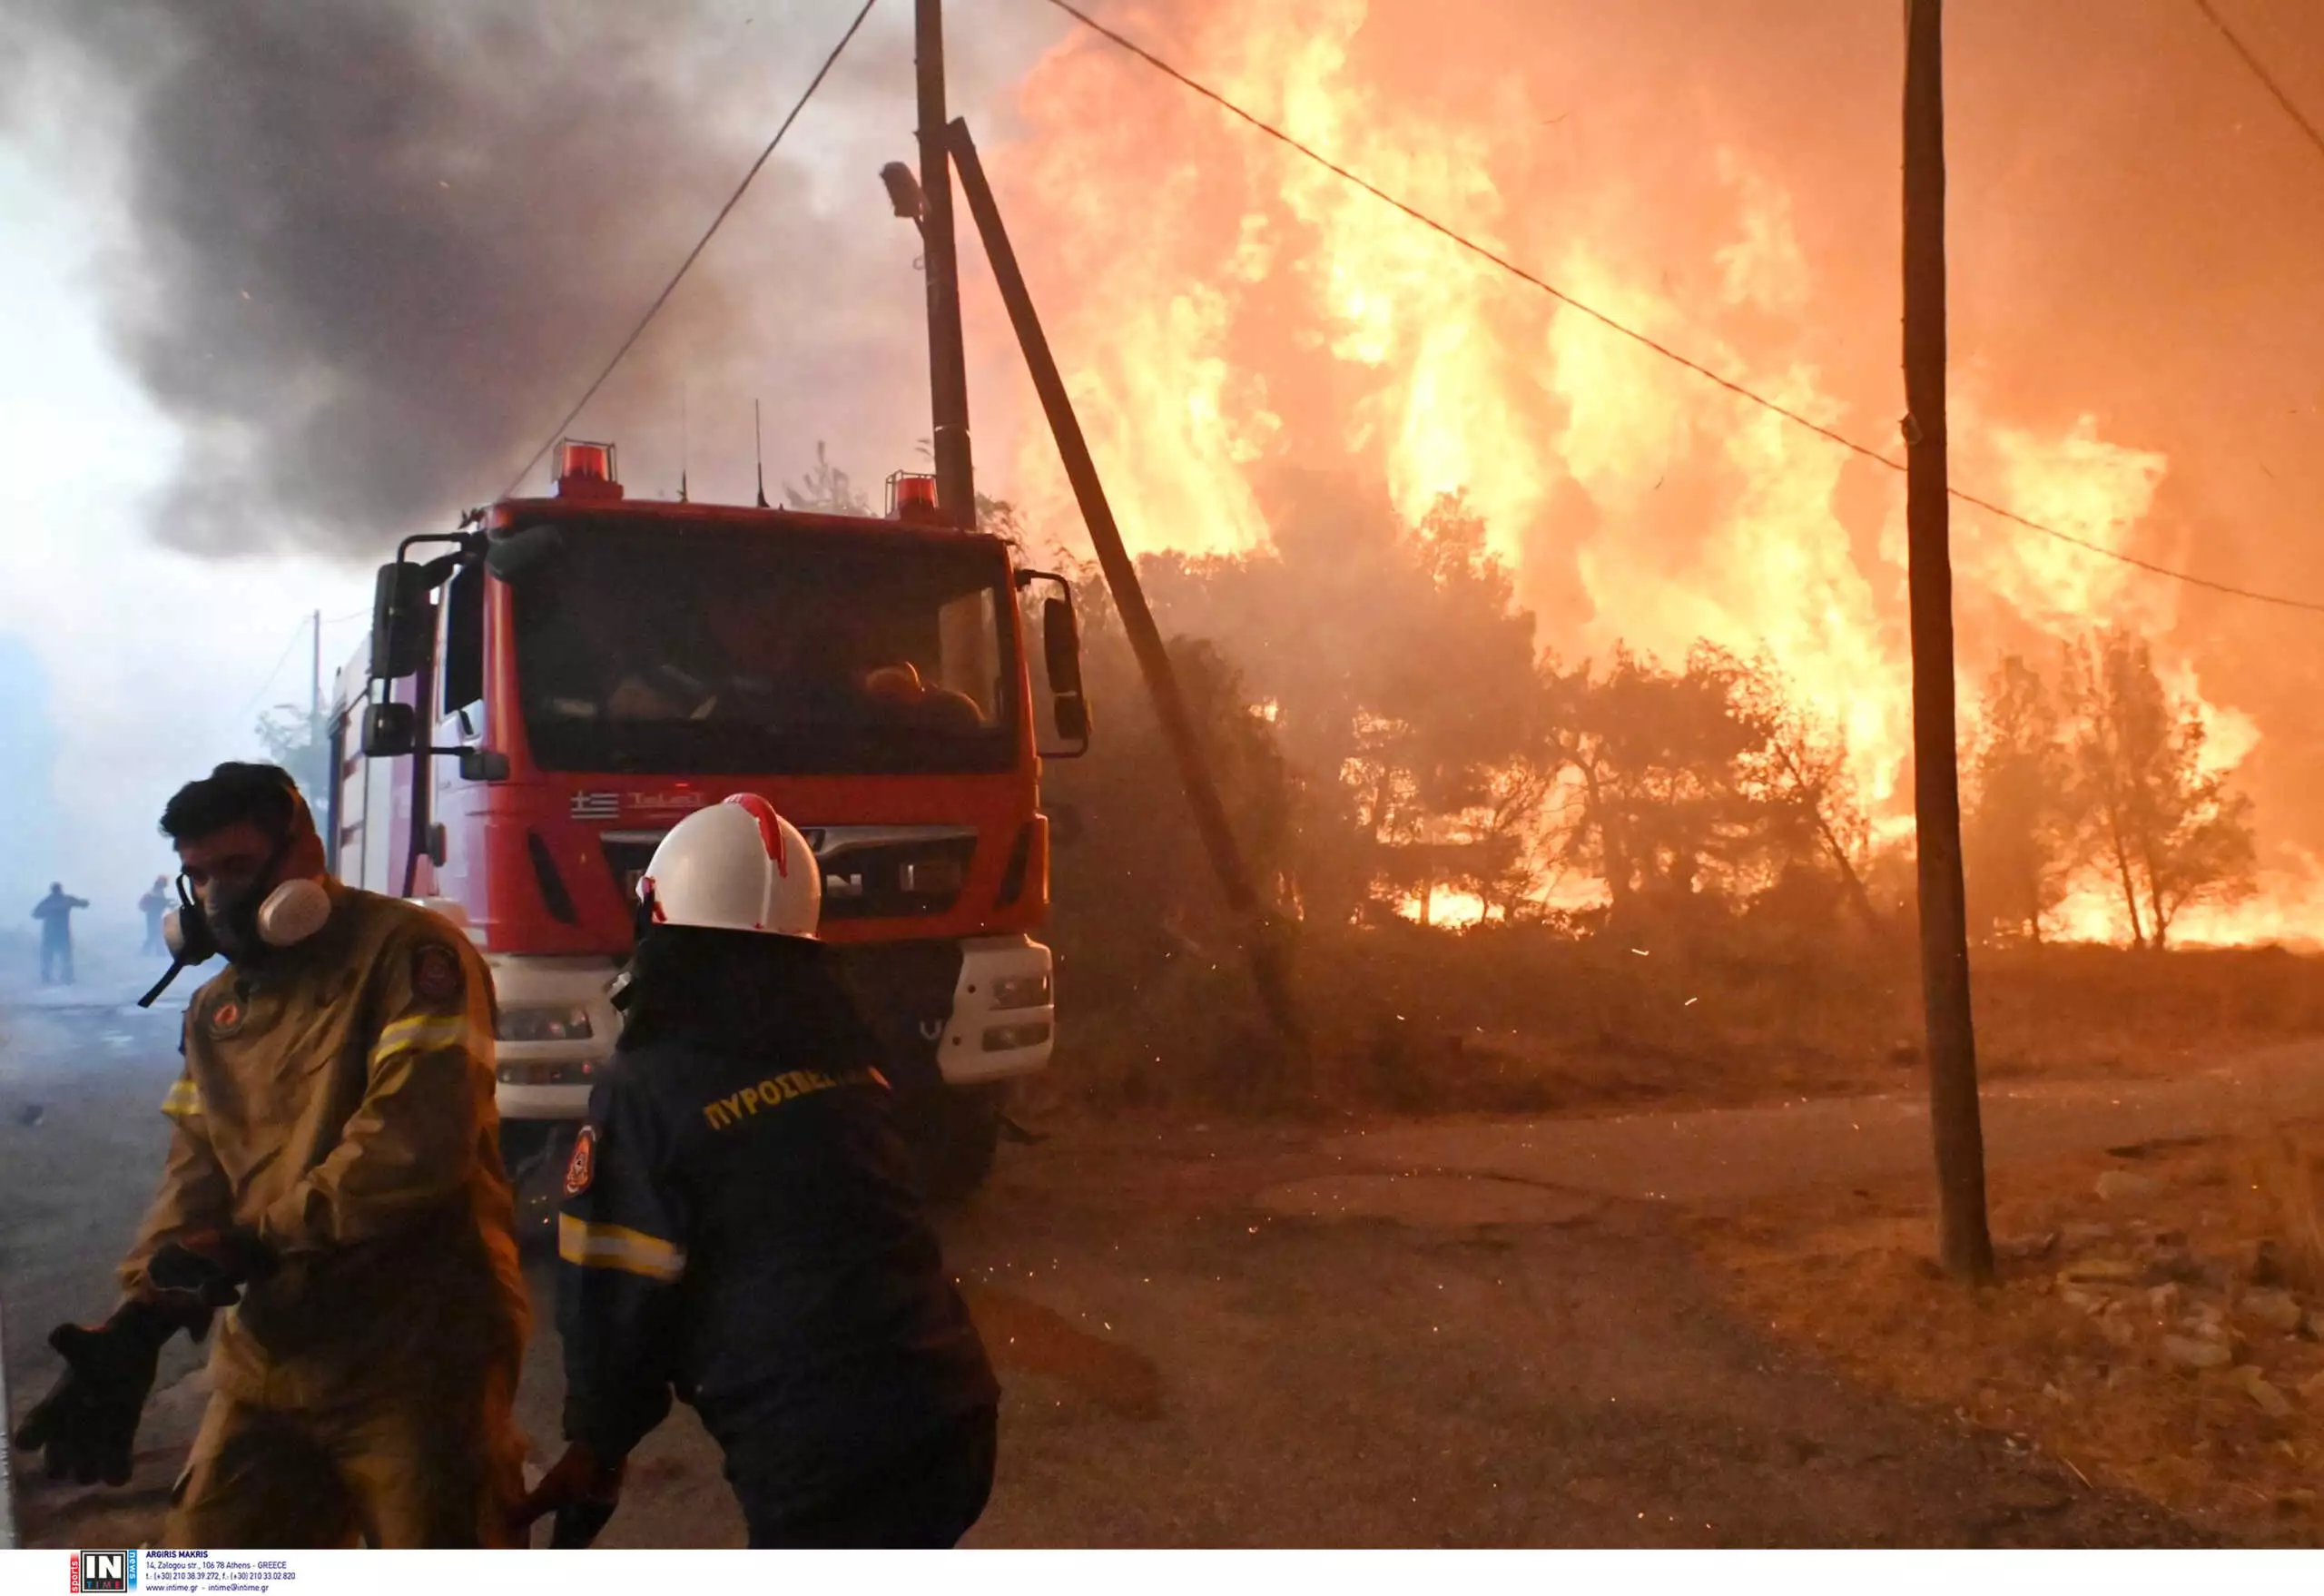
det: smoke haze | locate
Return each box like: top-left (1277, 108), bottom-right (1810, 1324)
top-left (0, 0), bottom-right (1061, 549)
top-left (2, 0), bottom-right (2320, 941)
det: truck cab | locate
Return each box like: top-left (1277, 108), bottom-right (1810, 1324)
top-left (326, 443), bottom-right (1088, 1197)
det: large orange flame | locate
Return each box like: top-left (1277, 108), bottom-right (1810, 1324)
top-left (988, 0), bottom-right (2318, 946)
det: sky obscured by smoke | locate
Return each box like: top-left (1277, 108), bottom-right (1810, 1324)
top-left (0, 0), bottom-right (1060, 550)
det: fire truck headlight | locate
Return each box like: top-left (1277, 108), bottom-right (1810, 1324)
top-left (980, 1020), bottom-right (1051, 1053)
top-left (496, 1005), bottom-right (596, 1044)
top-left (987, 971), bottom-right (1052, 1011)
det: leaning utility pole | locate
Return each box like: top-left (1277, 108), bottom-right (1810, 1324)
top-left (916, 0), bottom-right (976, 527)
top-left (1903, 0), bottom-right (1994, 1284)
top-left (948, 118), bottom-right (1306, 1055)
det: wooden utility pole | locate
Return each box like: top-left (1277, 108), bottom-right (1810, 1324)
top-left (1903, 0), bottom-right (1994, 1284)
top-left (916, 0), bottom-right (976, 527)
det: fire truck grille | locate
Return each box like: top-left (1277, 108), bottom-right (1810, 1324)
top-left (599, 836), bottom-right (660, 911)
top-left (597, 829), bottom-right (978, 922)
top-left (813, 834), bottom-right (977, 921)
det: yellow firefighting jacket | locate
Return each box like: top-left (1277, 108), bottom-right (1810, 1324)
top-left (119, 881), bottom-right (530, 1410)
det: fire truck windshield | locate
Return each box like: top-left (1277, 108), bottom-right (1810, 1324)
top-left (507, 519), bottom-right (1019, 775)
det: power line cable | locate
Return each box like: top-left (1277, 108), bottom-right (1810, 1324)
top-left (236, 620), bottom-right (313, 719)
top-left (2192, 0), bottom-right (2324, 167)
top-left (498, 0), bottom-right (881, 499)
top-left (1037, 0), bottom-right (2324, 616)
top-left (237, 611), bottom-right (371, 724)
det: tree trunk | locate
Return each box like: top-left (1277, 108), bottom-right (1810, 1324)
top-left (1773, 739), bottom-right (1884, 936)
top-left (1581, 762), bottom-right (1631, 922)
top-left (2109, 823), bottom-right (2145, 948)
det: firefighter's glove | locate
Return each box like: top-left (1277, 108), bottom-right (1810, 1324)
top-left (10, 1299), bottom-right (184, 1486)
top-left (512, 1441), bottom-right (626, 1548)
top-left (147, 1227), bottom-right (279, 1309)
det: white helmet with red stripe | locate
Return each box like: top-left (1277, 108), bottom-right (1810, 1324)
top-left (636, 793), bottom-right (821, 939)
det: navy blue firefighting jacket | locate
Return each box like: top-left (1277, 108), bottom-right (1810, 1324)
top-left (555, 935), bottom-right (997, 1511)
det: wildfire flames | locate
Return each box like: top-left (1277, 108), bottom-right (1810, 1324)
top-left (981, 0), bottom-right (2323, 948)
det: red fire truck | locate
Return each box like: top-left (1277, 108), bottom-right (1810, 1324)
top-left (325, 441), bottom-right (1088, 1199)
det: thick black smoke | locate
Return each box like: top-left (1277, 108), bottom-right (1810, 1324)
top-left (0, 0), bottom-right (1057, 553)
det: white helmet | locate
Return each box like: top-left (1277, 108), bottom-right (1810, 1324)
top-left (637, 793), bottom-right (821, 939)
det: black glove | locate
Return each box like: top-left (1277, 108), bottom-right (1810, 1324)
top-left (147, 1227), bottom-right (278, 1308)
top-left (10, 1298), bottom-right (191, 1486)
top-left (511, 1441), bottom-right (626, 1548)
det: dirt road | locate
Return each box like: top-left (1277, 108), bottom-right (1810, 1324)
top-left (0, 980), bottom-right (2234, 1547)
top-left (1330, 1042), bottom-right (2324, 1204)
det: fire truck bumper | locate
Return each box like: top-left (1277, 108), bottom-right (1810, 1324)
top-left (483, 953), bottom-right (622, 1122)
top-left (937, 933), bottom-right (1055, 1086)
top-left (475, 934), bottom-right (1050, 1120)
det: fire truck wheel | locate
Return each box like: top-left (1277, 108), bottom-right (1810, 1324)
top-left (500, 1120), bottom-right (576, 1240)
top-left (909, 1084), bottom-right (1004, 1201)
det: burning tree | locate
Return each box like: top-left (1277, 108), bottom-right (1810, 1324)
top-left (2060, 628), bottom-right (2256, 949)
top-left (1552, 645), bottom-right (1772, 932)
top-left (1734, 656), bottom-right (1882, 935)
top-left (1139, 484), bottom-right (1549, 925)
top-left (1963, 655), bottom-right (2082, 944)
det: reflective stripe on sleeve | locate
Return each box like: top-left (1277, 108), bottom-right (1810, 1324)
top-left (370, 1013), bottom-right (477, 1063)
top-left (161, 1079), bottom-right (202, 1118)
top-left (556, 1214), bottom-right (687, 1283)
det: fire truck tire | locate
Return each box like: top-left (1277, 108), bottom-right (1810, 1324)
top-left (907, 1084), bottom-right (1004, 1200)
top-left (500, 1120), bottom-right (576, 1240)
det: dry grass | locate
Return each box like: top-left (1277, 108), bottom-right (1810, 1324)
top-left (1702, 1125), bottom-right (2324, 1542)
top-left (2244, 1130), bottom-right (2324, 1295)
top-left (1049, 925), bottom-right (2324, 1118)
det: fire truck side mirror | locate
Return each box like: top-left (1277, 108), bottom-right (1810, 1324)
top-left (1040, 596), bottom-right (1084, 695)
top-left (369, 562), bottom-right (434, 680)
top-left (1052, 692), bottom-right (1091, 749)
top-left (361, 702), bottom-right (418, 758)
top-left (457, 747), bottom-right (512, 783)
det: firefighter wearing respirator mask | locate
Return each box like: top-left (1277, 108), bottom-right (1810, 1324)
top-left (12, 762), bottom-right (530, 1548)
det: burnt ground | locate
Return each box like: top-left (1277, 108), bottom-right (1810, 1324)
top-left (1, 975), bottom-right (2220, 1549)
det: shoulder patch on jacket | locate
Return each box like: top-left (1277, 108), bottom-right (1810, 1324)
top-left (411, 941), bottom-right (465, 1003)
top-left (206, 996), bottom-right (246, 1039)
top-left (564, 1124), bottom-right (597, 1197)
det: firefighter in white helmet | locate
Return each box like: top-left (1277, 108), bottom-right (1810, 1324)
top-left (513, 793), bottom-right (999, 1549)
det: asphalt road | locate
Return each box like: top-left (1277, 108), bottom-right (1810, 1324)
top-left (1, 968), bottom-right (2222, 1549)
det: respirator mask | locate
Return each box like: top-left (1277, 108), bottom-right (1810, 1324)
top-left (137, 837), bottom-right (332, 1009)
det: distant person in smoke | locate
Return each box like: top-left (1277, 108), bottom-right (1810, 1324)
top-left (140, 875), bottom-right (171, 955)
top-left (33, 882), bottom-right (88, 984)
